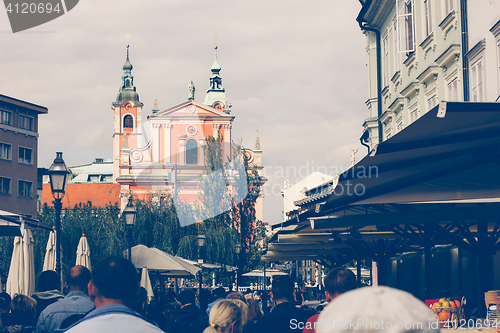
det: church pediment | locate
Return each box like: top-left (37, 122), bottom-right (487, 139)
top-left (150, 101), bottom-right (233, 119)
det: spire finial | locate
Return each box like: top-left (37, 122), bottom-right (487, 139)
top-left (255, 130), bottom-right (261, 150)
top-left (152, 96), bottom-right (159, 113)
top-left (125, 33), bottom-right (131, 46)
top-left (188, 80), bottom-right (195, 101)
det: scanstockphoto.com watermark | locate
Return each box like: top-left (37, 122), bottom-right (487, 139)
top-left (262, 163), bottom-right (379, 198)
top-left (3, 0), bottom-right (79, 33)
top-left (290, 318), bottom-right (443, 331)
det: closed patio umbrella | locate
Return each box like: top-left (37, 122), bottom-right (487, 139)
top-left (140, 267), bottom-right (154, 303)
top-left (6, 225), bottom-right (35, 296)
top-left (42, 228), bottom-right (56, 271)
top-left (75, 234), bottom-right (91, 270)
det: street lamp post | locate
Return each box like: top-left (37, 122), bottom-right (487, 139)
top-left (261, 246), bottom-right (268, 311)
top-left (48, 152), bottom-right (69, 281)
top-left (197, 232), bottom-right (206, 301)
top-left (122, 198), bottom-right (137, 261)
top-left (235, 243), bottom-right (241, 291)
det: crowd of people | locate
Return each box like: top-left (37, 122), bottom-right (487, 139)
top-left (0, 257), bottom-right (441, 333)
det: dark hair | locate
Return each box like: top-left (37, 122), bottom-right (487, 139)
top-left (213, 286), bottom-right (226, 299)
top-left (91, 257), bottom-right (138, 304)
top-left (67, 266), bottom-right (91, 291)
top-left (38, 270), bottom-right (60, 292)
top-left (271, 276), bottom-right (294, 301)
top-left (0, 292), bottom-right (11, 310)
top-left (177, 290), bottom-right (195, 306)
top-left (324, 267), bottom-right (357, 296)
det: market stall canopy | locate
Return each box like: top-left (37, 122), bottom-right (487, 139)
top-left (242, 269), bottom-right (288, 277)
top-left (131, 245), bottom-right (200, 277)
top-left (177, 257), bottom-right (221, 269)
top-left (0, 210), bottom-right (52, 236)
top-left (266, 102), bottom-right (500, 264)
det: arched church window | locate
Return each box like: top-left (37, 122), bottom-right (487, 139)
top-left (123, 115), bottom-right (134, 128)
top-left (186, 139), bottom-right (198, 164)
top-left (125, 79), bottom-right (131, 87)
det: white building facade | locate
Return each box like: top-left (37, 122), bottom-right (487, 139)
top-left (358, 0), bottom-right (500, 150)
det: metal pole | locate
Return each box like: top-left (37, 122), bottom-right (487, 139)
top-left (54, 199), bottom-right (62, 282)
top-left (128, 227), bottom-right (132, 261)
top-left (199, 262), bottom-right (203, 302)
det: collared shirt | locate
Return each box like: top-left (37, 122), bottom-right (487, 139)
top-left (56, 304), bottom-right (163, 333)
top-left (35, 290), bottom-right (95, 333)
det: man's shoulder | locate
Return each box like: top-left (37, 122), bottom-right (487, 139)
top-left (65, 312), bottom-right (163, 333)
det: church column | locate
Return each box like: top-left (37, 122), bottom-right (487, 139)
top-left (179, 138), bottom-right (186, 164)
top-left (223, 123), bottom-right (231, 161)
top-left (164, 123), bottom-right (172, 164)
top-left (212, 124), bottom-right (220, 139)
top-left (152, 123), bottom-right (161, 163)
top-left (198, 137), bottom-right (206, 165)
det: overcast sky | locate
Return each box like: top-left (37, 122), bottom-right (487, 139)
top-left (0, 0), bottom-right (368, 225)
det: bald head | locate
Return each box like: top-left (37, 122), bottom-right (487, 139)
top-left (66, 265), bottom-right (91, 292)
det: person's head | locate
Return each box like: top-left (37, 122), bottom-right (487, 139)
top-left (213, 287), bottom-right (226, 300)
top-left (132, 287), bottom-right (148, 316)
top-left (65, 265), bottom-right (92, 292)
top-left (178, 290), bottom-right (196, 307)
top-left (37, 270), bottom-right (60, 292)
top-left (226, 292), bottom-right (245, 303)
top-left (316, 286), bottom-right (439, 333)
top-left (225, 299), bottom-right (249, 328)
top-left (10, 294), bottom-right (37, 322)
top-left (323, 267), bottom-right (357, 302)
top-left (88, 256), bottom-right (139, 307)
top-left (204, 300), bottom-right (242, 333)
top-left (0, 292), bottom-right (11, 314)
top-left (270, 276), bottom-right (294, 303)
top-left (245, 298), bottom-right (262, 322)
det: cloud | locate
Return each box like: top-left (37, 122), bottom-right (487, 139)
top-left (0, 0), bottom-right (367, 224)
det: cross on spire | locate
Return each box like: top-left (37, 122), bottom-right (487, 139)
top-left (214, 35), bottom-right (219, 49)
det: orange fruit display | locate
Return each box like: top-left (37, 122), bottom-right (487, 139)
top-left (438, 310), bottom-right (451, 321)
top-left (449, 301), bottom-right (456, 308)
top-left (442, 301), bottom-right (450, 307)
top-left (454, 300), bottom-right (461, 308)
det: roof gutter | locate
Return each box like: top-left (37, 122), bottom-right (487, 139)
top-left (460, 0), bottom-right (469, 101)
top-left (357, 0), bottom-right (383, 148)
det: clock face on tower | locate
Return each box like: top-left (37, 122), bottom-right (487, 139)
top-left (212, 101), bottom-right (224, 111)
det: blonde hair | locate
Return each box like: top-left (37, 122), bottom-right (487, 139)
top-left (225, 299), bottom-right (249, 327)
top-left (204, 300), bottom-right (242, 333)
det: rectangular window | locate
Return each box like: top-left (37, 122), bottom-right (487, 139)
top-left (0, 177), bottom-right (11, 195)
top-left (18, 180), bottom-right (32, 198)
top-left (19, 115), bottom-right (33, 131)
top-left (427, 95), bottom-right (437, 110)
top-left (393, 18), bottom-right (400, 73)
top-left (397, 119), bottom-right (404, 132)
top-left (448, 78), bottom-right (458, 101)
top-left (424, 0), bottom-right (433, 37)
top-left (385, 126), bottom-right (392, 140)
top-left (445, 0), bottom-right (455, 15)
top-left (89, 175), bottom-right (100, 183)
top-left (18, 147), bottom-right (33, 165)
top-left (382, 33), bottom-right (389, 87)
top-left (470, 59), bottom-right (484, 102)
top-left (0, 109), bottom-right (12, 125)
top-left (0, 142), bottom-right (11, 160)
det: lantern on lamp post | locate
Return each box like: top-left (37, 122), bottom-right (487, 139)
top-left (123, 198), bottom-right (136, 261)
top-left (48, 152), bottom-right (69, 281)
